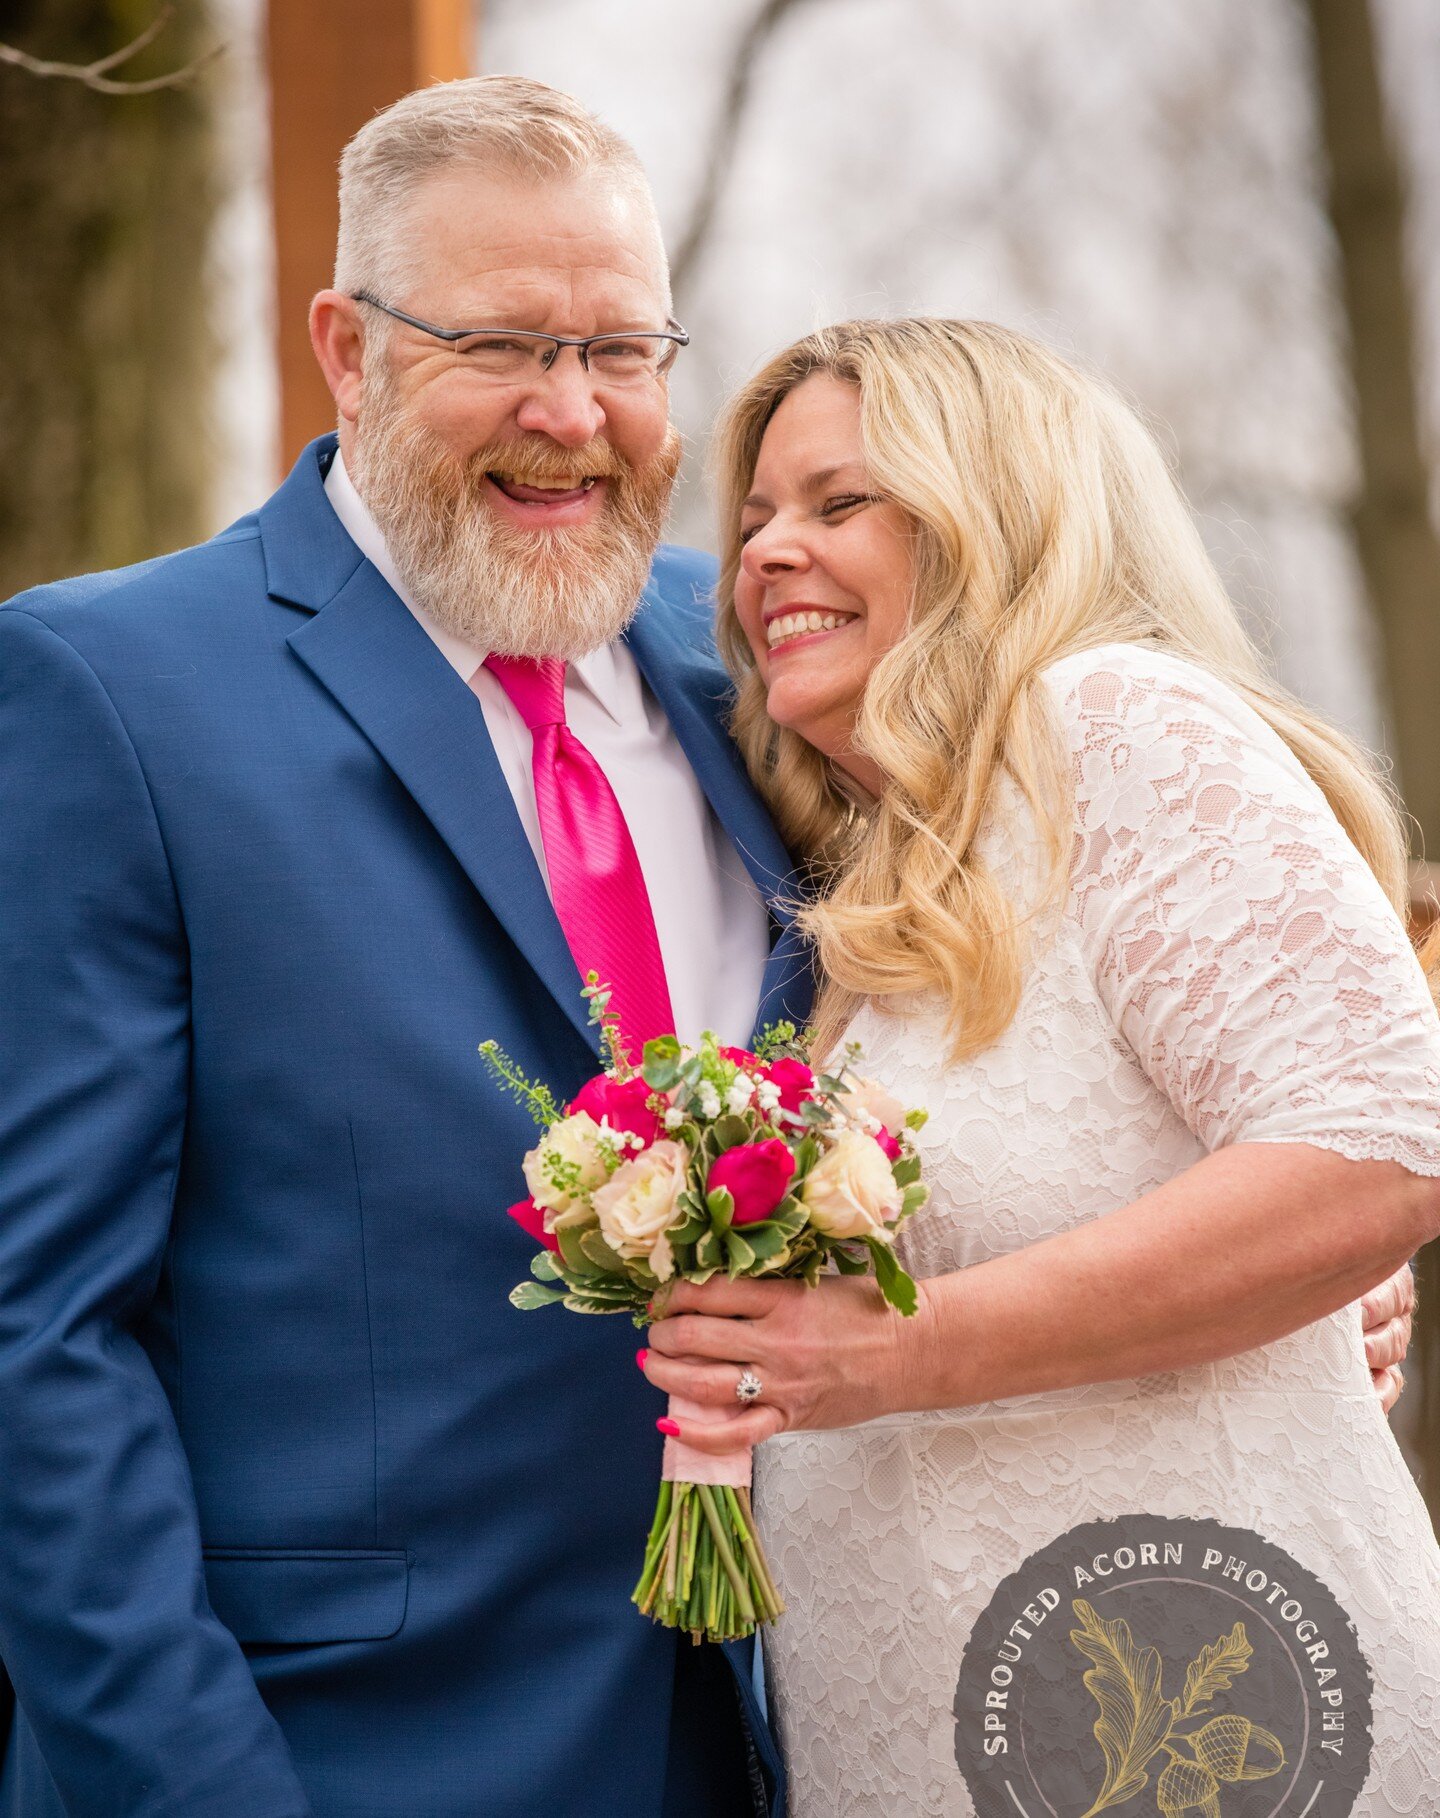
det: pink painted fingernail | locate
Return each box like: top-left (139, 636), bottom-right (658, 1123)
top-left (636, 1347), bottom-right (649, 1369)
top-left (657, 1417), bottom-right (681, 1436)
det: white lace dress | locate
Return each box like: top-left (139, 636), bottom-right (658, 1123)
top-left (755, 643), bottom-right (1440, 1816)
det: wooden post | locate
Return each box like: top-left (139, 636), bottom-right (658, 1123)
top-left (265, 0), bottom-right (473, 469)
top-left (1305, 0), bottom-right (1440, 852)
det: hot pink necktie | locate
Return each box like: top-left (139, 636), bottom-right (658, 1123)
top-left (481, 655), bottom-right (676, 1056)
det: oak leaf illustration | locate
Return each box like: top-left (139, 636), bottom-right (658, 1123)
top-left (1178, 1623), bottom-right (1253, 1718)
top-left (1069, 1599), bottom-right (1179, 1817)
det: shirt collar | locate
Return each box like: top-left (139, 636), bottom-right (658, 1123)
top-left (323, 445), bottom-right (626, 723)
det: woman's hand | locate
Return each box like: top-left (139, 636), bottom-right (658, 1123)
top-left (641, 1274), bottom-right (926, 1456)
top-left (1360, 1262), bottom-right (1414, 1415)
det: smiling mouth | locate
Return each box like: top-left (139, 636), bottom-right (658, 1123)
top-left (765, 609), bottom-right (858, 651)
top-left (486, 472), bottom-right (602, 505)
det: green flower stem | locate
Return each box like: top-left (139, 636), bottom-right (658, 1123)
top-left (681, 1486), bottom-right (702, 1591)
top-left (696, 1484), bottom-right (757, 1626)
top-left (631, 1478), bottom-right (784, 1641)
top-left (733, 1487), bottom-right (786, 1620)
top-left (634, 1481), bottom-right (675, 1607)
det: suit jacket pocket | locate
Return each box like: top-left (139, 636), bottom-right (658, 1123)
top-left (202, 1547), bottom-right (410, 1644)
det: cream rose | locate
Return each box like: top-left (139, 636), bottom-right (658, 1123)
top-left (801, 1128), bottom-right (903, 1240)
top-left (837, 1075), bottom-right (907, 1137)
top-left (592, 1140), bottom-right (689, 1281)
top-left (523, 1112), bottom-right (611, 1220)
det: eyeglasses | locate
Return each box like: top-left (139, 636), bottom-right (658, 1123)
top-left (351, 292), bottom-right (689, 383)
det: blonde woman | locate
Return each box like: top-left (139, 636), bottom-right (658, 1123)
top-left (641, 319), bottom-right (1440, 1814)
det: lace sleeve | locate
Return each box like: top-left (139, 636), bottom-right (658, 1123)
top-left (1046, 644), bottom-right (1440, 1176)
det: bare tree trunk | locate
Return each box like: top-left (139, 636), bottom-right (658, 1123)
top-left (1305, 0), bottom-right (1440, 1523)
top-left (0, 0), bottom-right (217, 598)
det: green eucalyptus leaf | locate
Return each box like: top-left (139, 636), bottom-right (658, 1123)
top-left (706, 1186), bottom-right (736, 1231)
top-left (712, 1114), bottom-right (751, 1153)
top-left (791, 1137), bottom-right (820, 1180)
top-left (562, 1292), bottom-right (631, 1315)
top-left (556, 1220), bottom-right (603, 1278)
top-left (865, 1236), bottom-right (918, 1317)
top-left (579, 1229), bottom-right (629, 1273)
top-left (738, 1223), bottom-right (787, 1262)
top-left (726, 1231), bottom-right (757, 1276)
top-left (669, 1211), bottom-right (709, 1248)
top-left (559, 1276), bottom-right (639, 1304)
top-left (509, 1281), bottom-right (568, 1310)
top-left (641, 1036), bottom-right (682, 1091)
top-left (829, 1243), bottom-right (870, 1275)
top-left (771, 1196), bottom-right (808, 1236)
top-left (756, 1247), bottom-right (793, 1274)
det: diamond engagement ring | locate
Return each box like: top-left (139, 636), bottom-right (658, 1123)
top-left (735, 1368), bottom-right (764, 1405)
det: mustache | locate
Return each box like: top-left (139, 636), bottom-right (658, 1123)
top-left (462, 438), bottom-right (633, 486)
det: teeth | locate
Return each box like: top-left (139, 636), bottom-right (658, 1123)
top-left (766, 611), bottom-right (854, 648)
top-left (495, 473), bottom-right (598, 492)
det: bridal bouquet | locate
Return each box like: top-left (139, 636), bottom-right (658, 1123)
top-left (481, 978), bottom-right (929, 1644)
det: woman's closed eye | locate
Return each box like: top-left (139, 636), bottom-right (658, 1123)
top-left (738, 493), bottom-right (879, 544)
top-left (819, 492), bottom-right (879, 520)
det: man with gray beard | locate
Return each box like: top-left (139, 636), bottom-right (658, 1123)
top-left (0, 77), bottom-right (807, 1818)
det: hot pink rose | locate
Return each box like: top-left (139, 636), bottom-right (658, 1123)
top-left (873, 1125), bottom-right (903, 1161)
top-left (765, 1056), bottom-right (816, 1114)
top-left (569, 1073), bottom-right (664, 1148)
top-left (508, 1196), bottom-right (559, 1253)
top-left (718, 1045), bottom-right (761, 1072)
top-left (706, 1139), bottom-right (796, 1226)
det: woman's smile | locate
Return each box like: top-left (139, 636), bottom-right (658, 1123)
top-left (763, 603), bottom-right (862, 654)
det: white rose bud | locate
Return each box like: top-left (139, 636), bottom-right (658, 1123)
top-left (801, 1128), bottom-right (903, 1241)
top-left (592, 1140), bottom-right (690, 1281)
top-left (837, 1076), bottom-right (908, 1138)
top-left (523, 1112), bottom-right (611, 1220)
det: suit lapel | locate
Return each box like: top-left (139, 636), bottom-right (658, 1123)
top-left (270, 441), bottom-right (599, 1054)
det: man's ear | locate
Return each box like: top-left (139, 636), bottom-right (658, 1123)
top-left (309, 291), bottom-right (367, 424)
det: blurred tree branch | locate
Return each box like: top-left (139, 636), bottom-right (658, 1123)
top-left (671, 0), bottom-right (820, 295)
top-left (0, 5), bottom-right (221, 95)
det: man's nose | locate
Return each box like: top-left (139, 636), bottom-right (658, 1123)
top-left (513, 359), bottom-right (608, 448)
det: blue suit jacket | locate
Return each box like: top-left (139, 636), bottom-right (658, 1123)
top-left (0, 438), bottom-right (811, 1817)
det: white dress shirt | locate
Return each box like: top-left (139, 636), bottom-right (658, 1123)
top-left (324, 449), bottom-right (771, 1048)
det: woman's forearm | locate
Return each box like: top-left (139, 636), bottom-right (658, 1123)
top-left (897, 1142), bottom-right (1439, 1413)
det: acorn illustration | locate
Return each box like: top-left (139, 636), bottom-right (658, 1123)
top-left (1191, 1714), bottom-right (1286, 1782)
top-left (1156, 1757), bottom-right (1222, 1818)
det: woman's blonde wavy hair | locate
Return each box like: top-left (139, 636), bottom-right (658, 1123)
top-left (713, 317), bottom-right (1425, 1061)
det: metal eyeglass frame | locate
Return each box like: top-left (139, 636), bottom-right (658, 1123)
top-left (350, 291), bottom-right (690, 374)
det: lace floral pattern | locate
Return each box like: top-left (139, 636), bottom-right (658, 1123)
top-left (756, 645), bottom-right (1440, 1815)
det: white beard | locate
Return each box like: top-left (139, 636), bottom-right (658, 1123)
top-left (349, 373), bottom-right (681, 660)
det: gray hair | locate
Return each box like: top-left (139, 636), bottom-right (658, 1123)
top-left (334, 75), bottom-right (669, 307)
